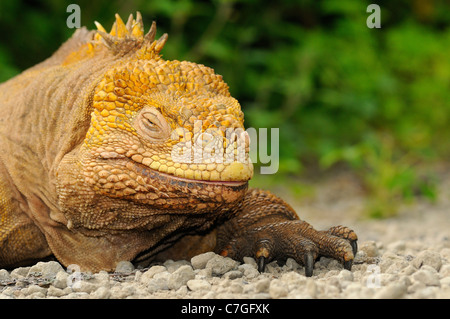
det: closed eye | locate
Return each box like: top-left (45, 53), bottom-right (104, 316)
top-left (135, 106), bottom-right (170, 141)
top-left (143, 115), bottom-right (159, 132)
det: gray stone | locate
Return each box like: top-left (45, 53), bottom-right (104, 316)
top-left (147, 271), bottom-right (170, 292)
top-left (255, 278), bottom-right (271, 293)
top-left (379, 252), bottom-right (405, 272)
top-left (72, 281), bottom-right (98, 293)
top-left (440, 264), bottom-right (450, 278)
top-left (412, 268), bottom-right (440, 286)
top-left (206, 255), bottom-right (239, 276)
top-left (440, 277), bottom-right (450, 286)
top-left (243, 257), bottom-right (257, 268)
top-left (10, 267), bottom-right (30, 279)
top-left (0, 269), bottom-right (11, 282)
top-left (305, 278), bottom-right (317, 298)
top-left (412, 250), bottom-right (442, 271)
top-left (229, 282), bottom-right (243, 294)
top-left (191, 252), bottom-right (217, 270)
top-left (46, 286), bottom-right (67, 297)
top-left (387, 240), bottom-right (406, 253)
top-left (374, 283), bottom-right (407, 299)
top-left (284, 258), bottom-right (300, 271)
top-left (53, 270), bottom-right (69, 289)
top-left (414, 286), bottom-right (438, 299)
top-left (28, 261), bottom-right (64, 279)
top-left (168, 265), bottom-right (195, 290)
top-left (92, 270), bottom-right (110, 287)
top-left (21, 284), bottom-right (47, 297)
top-left (338, 269), bottom-right (354, 282)
top-left (64, 292), bottom-right (90, 299)
top-left (115, 261), bottom-right (135, 273)
top-left (280, 271), bottom-right (306, 286)
top-left (140, 265), bottom-right (167, 285)
top-left (187, 279), bottom-right (211, 291)
top-left (238, 264), bottom-right (259, 279)
top-left (269, 279), bottom-right (288, 299)
top-left (164, 259), bottom-right (191, 273)
top-left (91, 286), bottom-right (111, 299)
top-left (360, 241), bottom-right (379, 257)
top-left (223, 270), bottom-right (243, 279)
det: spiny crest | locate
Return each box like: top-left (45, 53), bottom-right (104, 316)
top-left (92, 12), bottom-right (168, 59)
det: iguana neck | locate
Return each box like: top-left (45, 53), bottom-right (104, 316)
top-left (0, 40), bottom-right (117, 214)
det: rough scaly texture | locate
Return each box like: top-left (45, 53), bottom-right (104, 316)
top-left (0, 13), bottom-right (357, 276)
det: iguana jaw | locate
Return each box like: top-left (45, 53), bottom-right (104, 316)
top-left (131, 159), bottom-right (248, 188)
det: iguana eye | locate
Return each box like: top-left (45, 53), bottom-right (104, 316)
top-left (135, 106), bottom-right (170, 141)
top-left (142, 113), bottom-right (159, 132)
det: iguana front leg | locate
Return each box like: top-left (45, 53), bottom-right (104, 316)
top-left (215, 188), bottom-right (358, 277)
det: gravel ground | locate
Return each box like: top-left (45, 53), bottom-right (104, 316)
top-left (1, 171), bottom-right (449, 299)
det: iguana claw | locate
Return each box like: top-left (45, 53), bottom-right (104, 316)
top-left (217, 211), bottom-right (358, 277)
top-left (257, 256), bottom-right (266, 273)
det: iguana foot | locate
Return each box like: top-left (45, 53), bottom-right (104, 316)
top-left (218, 220), bottom-right (357, 276)
top-left (215, 189), bottom-right (358, 277)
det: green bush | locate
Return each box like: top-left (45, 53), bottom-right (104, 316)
top-left (0, 0), bottom-right (448, 217)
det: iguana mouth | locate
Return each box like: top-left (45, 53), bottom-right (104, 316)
top-left (154, 170), bottom-right (248, 187)
top-left (128, 158), bottom-right (248, 189)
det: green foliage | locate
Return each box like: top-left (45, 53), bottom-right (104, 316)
top-left (0, 0), bottom-right (449, 217)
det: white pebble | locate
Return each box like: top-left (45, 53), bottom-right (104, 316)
top-left (306, 279), bottom-right (317, 298)
top-left (91, 286), bottom-right (111, 299)
top-left (0, 269), bottom-right (11, 282)
top-left (238, 264), bottom-right (259, 279)
top-left (412, 268), bottom-right (440, 286)
top-left (28, 261), bottom-right (64, 279)
top-left (191, 252), bottom-right (217, 270)
top-left (374, 283), bottom-right (406, 299)
top-left (114, 261), bottom-right (134, 273)
top-left (360, 241), bottom-right (379, 257)
top-left (187, 279), bottom-right (211, 291)
top-left (164, 259), bottom-right (191, 273)
top-left (10, 267), bottom-right (30, 279)
top-left (46, 286), bottom-right (67, 297)
top-left (243, 257), bottom-right (257, 267)
top-left (255, 278), bottom-right (271, 293)
top-left (439, 264), bottom-right (450, 278)
top-left (168, 265), bottom-right (195, 290)
top-left (72, 281), bottom-right (98, 294)
top-left (53, 270), bottom-right (69, 289)
top-left (338, 269), bottom-right (354, 282)
top-left (269, 279), bottom-right (288, 298)
top-left (412, 250), bottom-right (442, 271)
top-left (206, 255), bottom-right (239, 276)
top-left (440, 277), bottom-right (450, 286)
top-left (147, 271), bottom-right (170, 292)
top-left (140, 265), bottom-right (166, 285)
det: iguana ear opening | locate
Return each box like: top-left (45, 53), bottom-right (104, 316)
top-left (134, 106), bottom-right (170, 142)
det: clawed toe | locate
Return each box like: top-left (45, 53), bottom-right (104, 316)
top-left (257, 256), bottom-right (266, 273)
top-left (217, 219), bottom-right (358, 277)
top-left (304, 251), bottom-right (314, 277)
top-left (351, 240), bottom-right (358, 256)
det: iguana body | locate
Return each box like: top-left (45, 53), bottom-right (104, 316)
top-left (0, 13), bottom-right (357, 276)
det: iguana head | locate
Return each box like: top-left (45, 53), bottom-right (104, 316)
top-left (72, 13), bottom-right (252, 212)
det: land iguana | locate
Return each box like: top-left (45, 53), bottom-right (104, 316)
top-left (0, 13), bottom-right (357, 276)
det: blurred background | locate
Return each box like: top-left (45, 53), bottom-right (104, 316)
top-left (0, 0), bottom-right (449, 217)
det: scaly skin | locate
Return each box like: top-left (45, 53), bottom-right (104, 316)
top-left (0, 13), bottom-right (357, 275)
